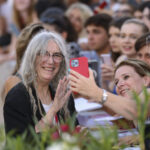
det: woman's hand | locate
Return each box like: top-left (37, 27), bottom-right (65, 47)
top-left (69, 69), bottom-right (100, 102)
top-left (52, 76), bottom-right (71, 113)
top-left (35, 76), bottom-right (71, 132)
top-left (101, 64), bottom-right (114, 81)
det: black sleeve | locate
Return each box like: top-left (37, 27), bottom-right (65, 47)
top-left (67, 95), bottom-right (79, 126)
top-left (4, 84), bottom-right (33, 136)
top-left (67, 94), bottom-right (76, 116)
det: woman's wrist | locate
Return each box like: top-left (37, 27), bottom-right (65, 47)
top-left (51, 103), bottom-right (59, 114)
top-left (95, 88), bottom-right (108, 105)
top-left (46, 107), bottom-right (57, 123)
top-left (99, 89), bottom-right (108, 105)
top-left (95, 87), bottom-right (103, 103)
top-left (35, 117), bottom-right (50, 132)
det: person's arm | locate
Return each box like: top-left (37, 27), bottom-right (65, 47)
top-left (35, 77), bottom-right (72, 132)
top-left (4, 77), bottom-right (71, 135)
top-left (69, 69), bottom-right (137, 121)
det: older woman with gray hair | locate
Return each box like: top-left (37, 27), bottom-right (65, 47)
top-left (4, 31), bottom-right (76, 136)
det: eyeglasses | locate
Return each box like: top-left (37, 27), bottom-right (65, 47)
top-left (40, 51), bottom-right (64, 63)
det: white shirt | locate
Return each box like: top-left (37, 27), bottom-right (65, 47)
top-left (42, 103), bottom-right (57, 125)
top-left (42, 103), bottom-right (53, 113)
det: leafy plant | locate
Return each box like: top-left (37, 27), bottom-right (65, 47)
top-left (1, 88), bottom-right (150, 150)
top-left (133, 87), bottom-right (150, 150)
top-left (0, 125), bottom-right (5, 150)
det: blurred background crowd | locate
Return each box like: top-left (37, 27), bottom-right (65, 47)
top-left (0, 0), bottom-right (150, 126)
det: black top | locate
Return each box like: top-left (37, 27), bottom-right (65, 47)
top-left (4, 82), bottom-right (77, 136)
top-left (0, 33), bottom-right (11, 47)
top-left (145, 122), bottom-right (150, 150)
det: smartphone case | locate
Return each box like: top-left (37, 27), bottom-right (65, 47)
top-left (70, 57), bottom-right (89, 77)
top-left (70, 57), bottom-right (89, 95)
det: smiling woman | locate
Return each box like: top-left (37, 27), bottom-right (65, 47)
top-left (35, 40), bottom-right (64, 84)
top-left (3, 31), bottom-right (77, 137)
top-left (119, 19), bottom-right (149, 59)
top-left (69, 58), bottom-right (150, 122)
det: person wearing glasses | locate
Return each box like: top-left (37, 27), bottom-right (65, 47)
top-left (4, 31), bottom-right (73, 137)
top-left (69, 59), bottom-right (150, 149)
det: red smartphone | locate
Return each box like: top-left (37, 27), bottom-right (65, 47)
top-left (70, 57), bottom-right (89, 95)
top-left (70, 57), bottom-right (89, 77)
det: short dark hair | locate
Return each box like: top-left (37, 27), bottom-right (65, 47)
top-left (40, 8), bottom-right (66, 34)
top-left (34, 0), bottom-right (51, 18)
top-left (40, 7), bottom-right (64, 19)
top-left (135, 32), bottom-right (150, 52)
top-left (85, 13), bottom-right (112, 33)
top-left (35, 0), bottom-right (66, 18)
top-left (40, 8), bottom-right (78, 42)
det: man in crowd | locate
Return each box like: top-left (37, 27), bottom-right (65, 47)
top-left (84, 13), bottom-right (112, 56)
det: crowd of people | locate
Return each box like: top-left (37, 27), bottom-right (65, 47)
top-left (0, 0), bottom-right (150, 149)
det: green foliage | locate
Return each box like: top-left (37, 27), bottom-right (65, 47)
top-left (86, 126), bottom-right (119, 150)
top-left (133, 87), bottom-right (150, 150)
top-left (1, 88), bottom-right (150, 150)
top-left (0, 125), bottom-right (5, 150)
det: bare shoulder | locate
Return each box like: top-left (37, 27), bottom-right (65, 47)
top-left (5, 75), bottom-right (21, 84)
top-left (4, 75), bottom-right (21, 96)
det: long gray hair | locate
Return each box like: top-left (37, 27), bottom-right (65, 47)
top-left (19, 31), bottom-right (69, 118)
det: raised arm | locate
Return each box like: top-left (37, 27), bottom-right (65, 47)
top-left (35, 76), bottom-right (71, 132)
top-left (69, 69), bottom-right (137, 120)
